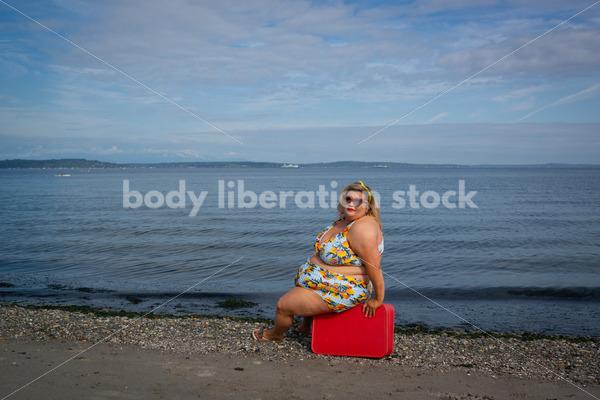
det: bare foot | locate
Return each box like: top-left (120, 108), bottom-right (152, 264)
top-left (253, 328), bottom-right (285, 341)
top-left (292, 322), bottom-right (312, 335)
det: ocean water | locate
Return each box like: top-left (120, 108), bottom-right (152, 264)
top-left (1, 167), bottom-right (599, 336)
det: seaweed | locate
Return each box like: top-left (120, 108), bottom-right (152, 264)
top-left (217, 299), bottom-right (258, 309)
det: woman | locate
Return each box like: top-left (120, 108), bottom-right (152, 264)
top-left (253, 181), bottom-right (384, 341)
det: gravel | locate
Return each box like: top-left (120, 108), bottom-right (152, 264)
top-left (1, 305), bottom-right (598, 385)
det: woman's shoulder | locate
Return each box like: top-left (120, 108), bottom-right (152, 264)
top-left (350, 216), bottom-right (381, 234)
top-left (347, 216), bottom-right (382, 250)
top-left (354, 215), bottom-right (380, 227)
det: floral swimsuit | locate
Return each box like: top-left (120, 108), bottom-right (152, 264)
top-left (295, 218), bottom-right (384, 312)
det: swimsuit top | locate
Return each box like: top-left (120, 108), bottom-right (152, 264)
top-left (315, 218), bottom-right (384, 266)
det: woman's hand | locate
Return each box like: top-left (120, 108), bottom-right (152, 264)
top-left (361, 298), bottom-right (382, 318)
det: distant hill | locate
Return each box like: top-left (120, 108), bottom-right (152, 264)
top-left (0, 159), bottom-right (285, 169)
top-left (1, 158), bottom-right (598, 169)
top-left (125, 161), bottom-right (283, 168)
top-left (301, 161), bottom-right (600, 168)
top-left (0, 159), bottom-right (118, 169)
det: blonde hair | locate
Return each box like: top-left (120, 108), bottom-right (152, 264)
top-left (337, 181), bottom-right (382, 228)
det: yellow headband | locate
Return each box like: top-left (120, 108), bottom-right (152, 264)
top-left (358, 180), bottom-right (371, 202)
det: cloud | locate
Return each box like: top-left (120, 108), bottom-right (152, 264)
top-left (492, 85), bottom-right (548, 102)
top-left (2, 121), bottom-right (599, 164)
top-left (515, 83), bottom-right (600, 122)
top-left (425, 112), bottom-right (450, 124)
top-left (1, 0), bottom-right (598, 165)
top-left (141, 147), bottom-right (206, 159)
top-left (353, 122), bottom-right (600, 164)
top-left (38, 0), bottom-right (594, 133)
top-left (437, 28), bottom-right (600, 80)
top-left (96, 145), bottom-right (123, 155)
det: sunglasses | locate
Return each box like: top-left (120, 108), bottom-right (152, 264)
top-left (344, 195), bottom-right (365, 207)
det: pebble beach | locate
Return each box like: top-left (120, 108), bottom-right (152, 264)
top-left (2, 304), bottom-right (599, 398)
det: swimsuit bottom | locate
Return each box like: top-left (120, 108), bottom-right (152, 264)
top-left (294, 259), bottom-right (372, 312)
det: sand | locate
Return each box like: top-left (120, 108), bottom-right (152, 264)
top-left (1, 305), bottom-right (599, 400)
top-left (2, 338), bottom-right (599, 400)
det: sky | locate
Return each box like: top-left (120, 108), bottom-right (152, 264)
top-left (1, 0), bottom-right (599, 164)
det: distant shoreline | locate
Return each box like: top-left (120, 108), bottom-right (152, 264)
top-left (1, 158), bottom-right (599, 169)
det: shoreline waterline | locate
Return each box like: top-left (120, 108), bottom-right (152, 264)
top-left (2, 303), bottom-right (598, 342)
top-left (2, 280), bottom-right (600, 337)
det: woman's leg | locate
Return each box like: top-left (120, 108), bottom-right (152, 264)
top-left (261, 287), bottom-right (331, 340)
top-left (294, 316), bottom-right (313, 335)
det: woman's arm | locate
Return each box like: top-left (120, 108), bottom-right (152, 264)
top-left (348, 217), bottom-right (385, 318)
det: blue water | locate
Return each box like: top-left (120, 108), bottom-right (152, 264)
top-left (1, 167), bottom-right (599, 336)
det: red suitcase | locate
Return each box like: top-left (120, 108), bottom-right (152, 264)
top-left (311, 303), bottom-right (395, 358)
